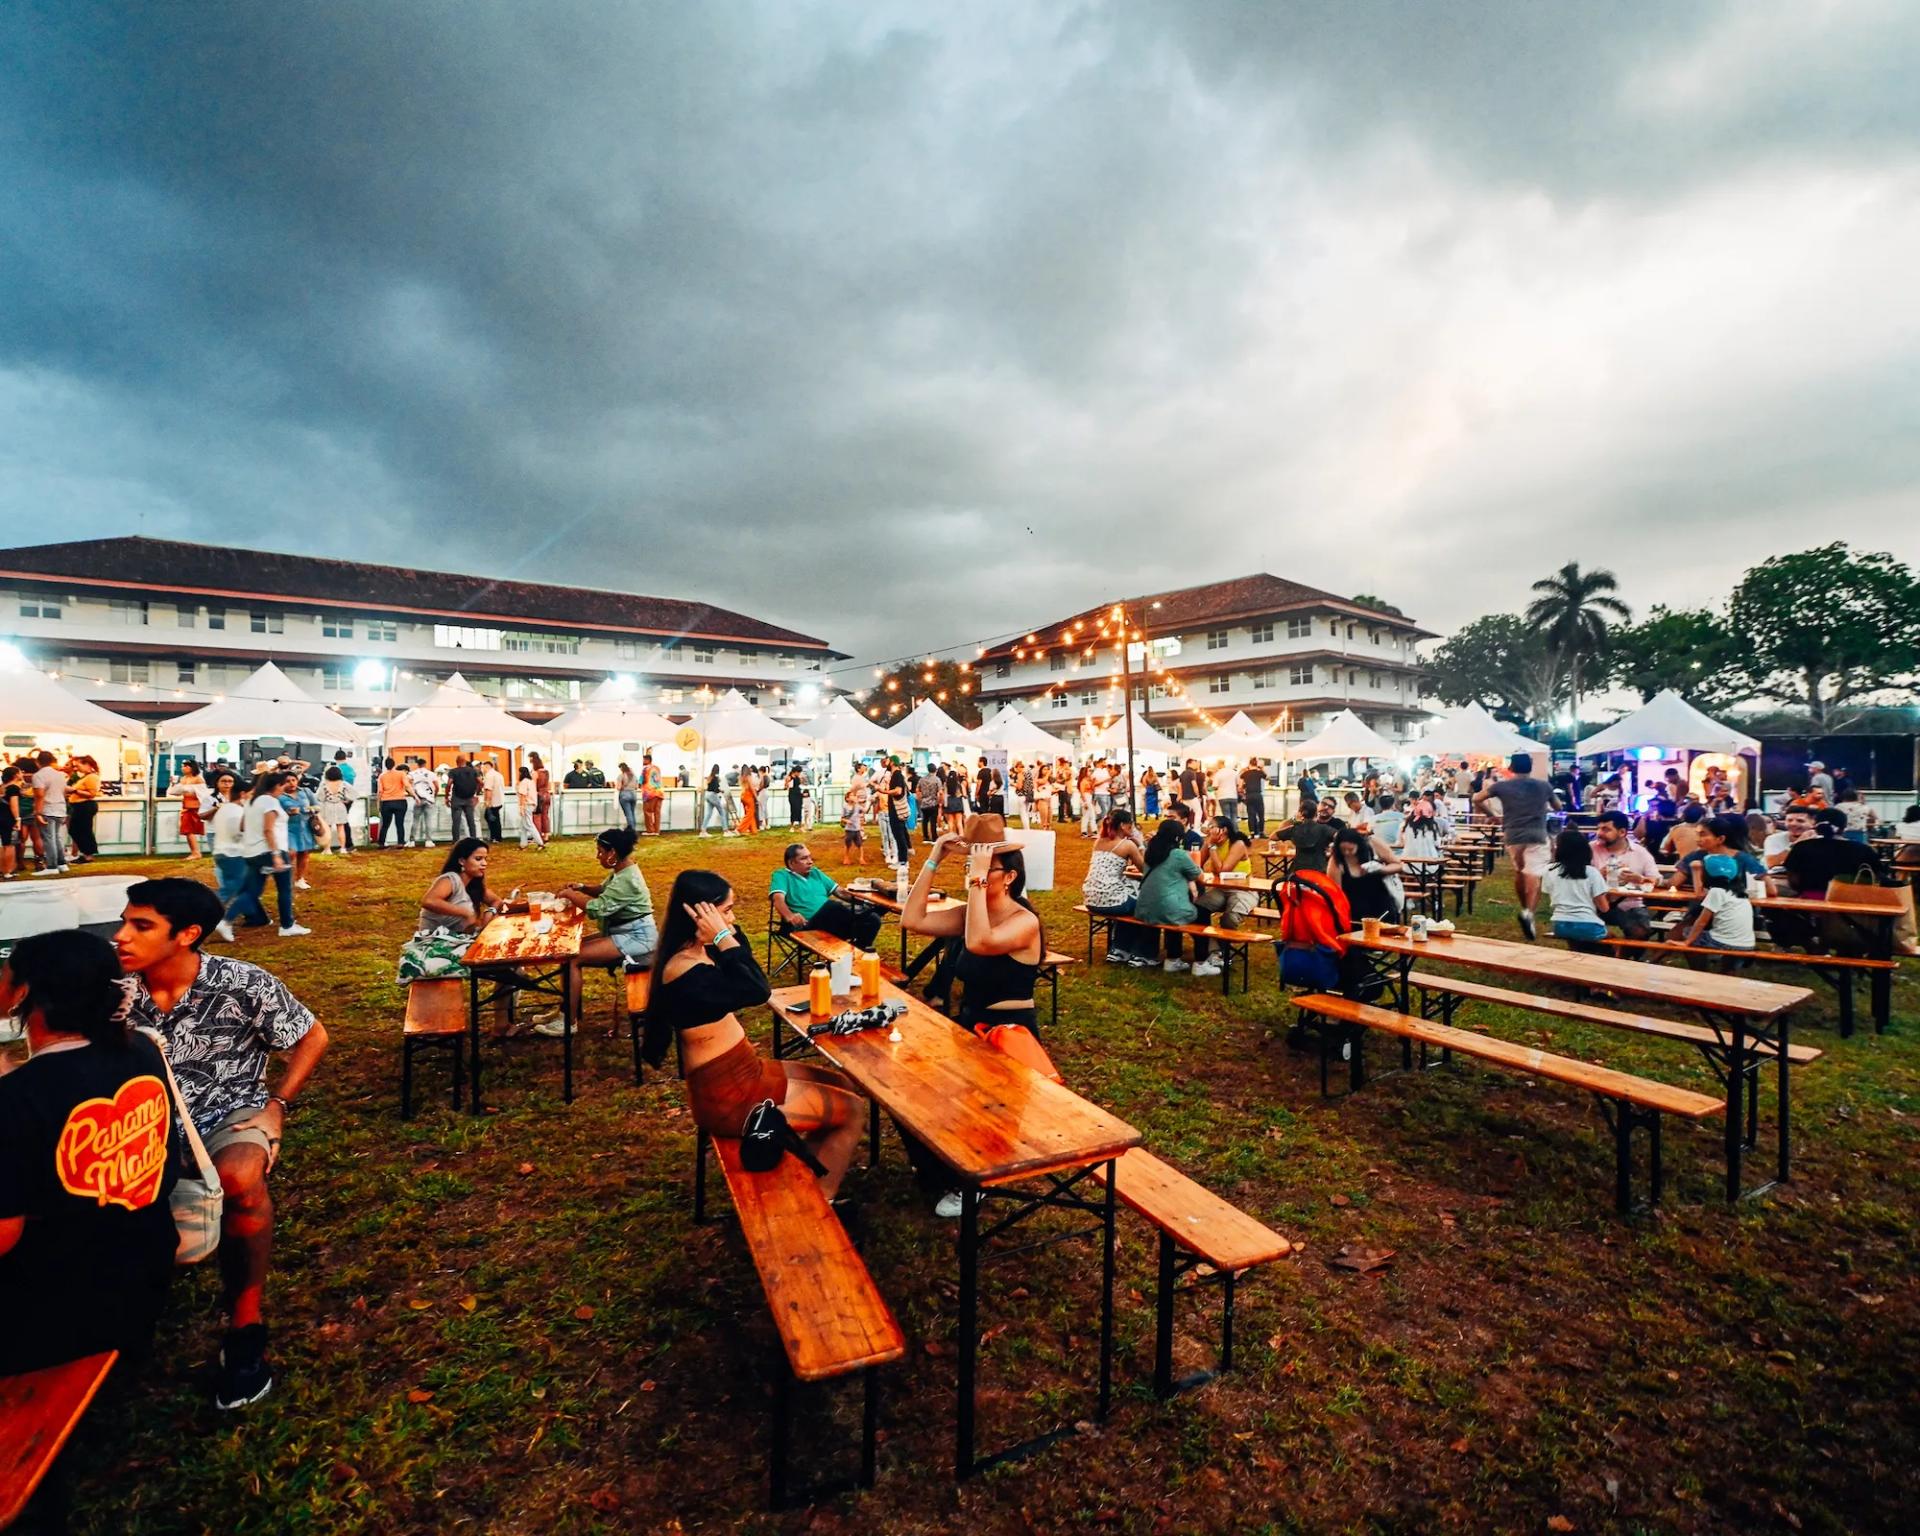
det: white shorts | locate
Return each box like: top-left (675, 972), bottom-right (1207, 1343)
top-left (1508, 842), bottom-right (1548, 876)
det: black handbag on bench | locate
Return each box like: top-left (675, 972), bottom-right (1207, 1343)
top-left (740, 1098), bottom-right (828, 1176)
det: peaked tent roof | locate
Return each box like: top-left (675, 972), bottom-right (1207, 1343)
top-left (979, 704), bottom-right (1072, 755)
top-left (1091, 709), bottom-right (1188, 757)
top-left (385, 672), bottom-right (555, 749)
top-left (1576, 689), bottom-right (1760, 758)
top-left (1191, 711), bottom-right (1282, 760)
top-left (889, 697), bottom-right (982, 751)
top-left (1290, 708), bottom-right (1401, 765)
top-left (796, 696), bottom-right (900, 752)
top-left (154, 661), bottom-right (368, 747)
top-left (696, 688), bottom-right (808, 752)
top-left (545, 679), bottom-right (683, 747)
top-left (2, 661), bottom-right (147, 740)
top-left (1418, 702), bottom-right (1550, 762)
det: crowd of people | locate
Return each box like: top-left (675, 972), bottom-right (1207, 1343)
top-left (1, 750), bottom-right (108, 877)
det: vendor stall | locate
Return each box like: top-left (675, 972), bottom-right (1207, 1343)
top-left (545, 680), bottom-right (689, 830)
top-left (385, 673), bottom-right (556, 839)
top-left (1576, 689), bottom-right (1761, 810)
top-left (0, 661), bottom-right (149, 855)
top-left (1417, 702), bottom-right (1551, 774)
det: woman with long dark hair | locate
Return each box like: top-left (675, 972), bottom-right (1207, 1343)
top-left (0, 930), bottom-right (184, 1375)
top-left (530, 751), bottom-right (552, 842)
top-left (641, 870), bottom-right (865, 1195)
top-left (1083, 807), bottom-right (1152, 966)
top-left (1135, 817), bottom-right (1214, 975)
top-left (1330, 824), bottom-right (1405, 924)
top-left (1540, 828), bottom-right (1611, 949)
top-left (904, 822), bottom-right (1047, 1034)
top-left (398, 837), bottom-right (500, 984)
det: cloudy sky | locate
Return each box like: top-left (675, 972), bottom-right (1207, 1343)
top-left (4, 1), bottom-right (1918, 667)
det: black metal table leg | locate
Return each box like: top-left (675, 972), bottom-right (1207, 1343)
top-left (562, 963), bottom-right (575, 1105)
top-left (1153, 1227), bottom-right (1175, 1398)
top-left (466, 971), bottom-right (484, 1115)
top-left (955, 1185), bottom-right (979, 1480)
top-left (1099, 1157), bottom-right (1116, 1421)
top-left (1724, 1019), bottom-right (1746, 1203)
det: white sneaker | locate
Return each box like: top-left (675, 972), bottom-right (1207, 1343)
top-left (933, 1190), bottom-right (966, 1220)
top-left (1163, 958), bottom-right (1190, 972)
top-left (1192, 959), bottom-right (1225, 978)
top-left (531, 1016), bottom-right (570, 1038)
top-left (278, 924), bottom-right (312, 937)
top-left (214, 921), bottom-right (236, 943)
top-left (294, 879), bottom-right (312, 891)
top-left (33, 867), bottom-right (62, 876)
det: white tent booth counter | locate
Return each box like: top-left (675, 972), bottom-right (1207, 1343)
top-left (1576, 689), bottom-right (1762, 810)
top-left (544, 680), bottom-right (692, 832)
top-left (0, 661), bottom-right (151, 855)
top-left (383, 673), bottom-right (557, 841)
top-left (1416, 703), bottom-right (1552, 777)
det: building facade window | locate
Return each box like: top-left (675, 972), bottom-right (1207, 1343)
top-left (176, 605), bottom-right (196, 629)
top-left (319, 663), bottom-right (352, 691)
top-left (364, 620), bottom-right (398, 643)
top-left (1079, 689), bottom-right (1097, 706)
top-left (692, 646), bottom-right (715, 665)
top-left (206, 609), bottom-right (225, 631)
top-left (1050, 653), bottom-right (1066, 672)
top-left (176, 662), bottom-right (196, 685)
top-left (432, 623), bottom-right (500, 650)
top-left (1251, 669), bottom-right (1275, 690)
top-left (503, 631), bottom-right (580, 655)
top-left (109, 599), bottom-right (148, 626)
top-left (1369, 671), bottom-right (1381, 688)
top-left (18, 597), bottom-right (62, 620)
top-left (658, 688), bottom-right (684, 705)
top-left (1288, 664), bottom-right (1314, 686)
top-left (109, 659), bottom-right (149, 685)
top-left (1051, 692), bottom-right (1069, 710)
top-left (1205, 629), bottom-right (1229, 650)
top-left (1287, 616), bottom-right (1311, 638)
top-left (1249, 622), bottom-right (1274, 644)
top-left (251, 611), bottom-right (285, 636)
top-left (1209, 674), bottom-right (1230, 695)
top-left (322, 617), bottom-right (354, 639)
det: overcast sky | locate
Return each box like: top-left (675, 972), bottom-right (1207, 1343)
top-left (4, 1), bottom-right (1918, 671)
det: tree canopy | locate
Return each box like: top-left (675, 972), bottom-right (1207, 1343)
top-left (1607, 607), bottom-right (1745, 713)
top-left (1426, 614), bottom-right (1560, 729)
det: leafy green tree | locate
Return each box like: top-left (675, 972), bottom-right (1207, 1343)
top-left (1607, 607), bottom-right (1747, 713)
top-left (1350, 593), bottom-right (1405, 617)
top-left (1426, 614), bottom-right (1561, 728)
top-left (1524, 561), bottom-right (1631, 724)
top-left (1725, 544), bottom-right (1920, 727)
top-left (865, 657), bottom-right (983, 727)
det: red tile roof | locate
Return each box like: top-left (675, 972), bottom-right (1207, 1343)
top-left (0, 537), bottom-right (837, 652)
top-left (978, 573), bottom-right (1432, 660)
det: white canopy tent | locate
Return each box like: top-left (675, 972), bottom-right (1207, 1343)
top-left (695, 688), bottom-right (809, 753)
top-left (1418, 702), bottom-right (1551, 764)
top-left (983, 704), bottom-right (1075, 756)
top-left (1290, 708), bottom-right (1401, 767)
top-left (545, 679), bottom-right (682, 749)
top-left (384, 672), bottom-right (554, 751)
top-left (1576, 690), bottom-right (1760, 758)
top-left (889, 697), bottom-right (982, 752)
top-left (796, 696), bottom-right (900, 753)
top-left (1191, 711), bottom-right (1282, 762)
top-left (155, 661), bottom-right (368, 750)
top-left (1090, 709), bottom-right (1186, 759)
top-left (2, 663), bottom-right (147, 743)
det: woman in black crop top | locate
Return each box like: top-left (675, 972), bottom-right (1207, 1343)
top-left (641, 870), bottom-right (865, 1196)
top-left (903, 821), bottom-right (1045, 1037)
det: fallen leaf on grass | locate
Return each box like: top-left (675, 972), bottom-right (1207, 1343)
top-left (408, 1299), bottom-right (433, 1311)
top-left (530, 1385), bottom-right (547, 1400)
top-left (1845, 1291), bottom-right (1886, 1306)
top-left (1327, 1245), bottom-right (1395, 1275)
top-left (406, 1389), bottom-right (435, 1404)
top-left (1450, 1437), bottom-right (1470, 1454)
top-left (517, 1162), bottom-right (535, 1176)
top-left (574, 1305), bottom-right (596, 1321)
top-left (640, 1379), bottom-right (657, 1392)
top-left (459, 1295), bottom-right (478, 1312)
top-left (1329, 1193), bottom-right (1351, 1207)
top-left (587, 1489), bottom-right (622, 1514)
top-left (1546, 1518), bottom-right (1575, 1533)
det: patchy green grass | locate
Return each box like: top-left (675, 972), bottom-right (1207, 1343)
top-left (37, 831), bottom-right (1920, 1534)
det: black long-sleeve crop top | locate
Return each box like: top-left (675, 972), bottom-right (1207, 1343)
top-left (640, 943), bottom-right (771, 1069)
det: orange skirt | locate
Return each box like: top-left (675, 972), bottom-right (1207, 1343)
top-left (684, 1036), bottom-right (786, 1136)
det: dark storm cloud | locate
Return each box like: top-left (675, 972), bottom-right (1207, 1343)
top-left (3, 0), bottom-right (1918, 666)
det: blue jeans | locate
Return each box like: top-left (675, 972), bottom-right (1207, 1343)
top-left (618, 790), bottom-right (638, 832)
top-left (1088, 897), bottom-right (1152, 956)
top-left (36, 816), bottom-right (67, 871)
top-left (216, 854), bottom-right (264, 925)
top-left (704, 791), bottom-right (726, 831)
top-left (411, 801), bottom-right (436, 844)
top-left (248, 853), bottom-right (295, 928)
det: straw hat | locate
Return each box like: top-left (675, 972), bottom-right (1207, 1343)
top-left (959, 812), bottom-right (1015, 851)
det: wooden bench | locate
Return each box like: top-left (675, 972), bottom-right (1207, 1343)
top-left (1090, 1150), bottom-right (1290, 1397)
top-left (701, 1135), bottom-right (906, 1508)
top-left (1074, 905), bottom-right (1275, 994)
top-left (789, 930), bottom-right (908, 984)
top-left (1293, 993), bottom-right (1725, 1214)
top-left (1597, 938), bottom-right (1896, 1037)
top-left (400, 979), bottom-right (467, 1118)
top-left (623, 965), bottom-right (652, 1084)
top-left (0, 1351), bottom-right (117, 1531)
top-left (1406, 971), bottom-right (1825, 1065)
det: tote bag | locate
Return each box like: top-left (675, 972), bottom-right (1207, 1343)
top-left (137, 1027), bottom-right (224, 1264)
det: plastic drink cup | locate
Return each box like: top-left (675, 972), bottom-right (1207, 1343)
top-left (1361, 916), bottom-right (1383, 942)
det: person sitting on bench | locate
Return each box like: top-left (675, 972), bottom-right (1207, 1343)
top-left (1669, 856), bottom-right (1756, 954)
top-left (770, 843), bottom-right (884, 949)
top-left (641, 870), bottom-right (865, 1198)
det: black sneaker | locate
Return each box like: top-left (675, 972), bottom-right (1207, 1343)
top-left (214, 1323), bottom-right (274, 1410)
top-left (1517, 910), bottom-right (1537, 941)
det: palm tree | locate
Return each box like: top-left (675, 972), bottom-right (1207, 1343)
top-left (1524, 562), bottom-right (1632, 730)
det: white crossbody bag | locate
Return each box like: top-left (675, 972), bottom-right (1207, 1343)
top-left (137, 1026), bottom-right (224, 1264)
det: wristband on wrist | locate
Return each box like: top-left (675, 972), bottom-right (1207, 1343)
top-left (268, 1093), bottom-right (291, 1112)
top-left (710, 927), bottom-right (734, 946)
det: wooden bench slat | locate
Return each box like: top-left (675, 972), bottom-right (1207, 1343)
top-left (1406, 971), bottom-right (1824, 1064)
top-left (790, 932), bottom-right (908, 983)
top-left (1091, 1149), bottom-right (1291, 1271)
top-left (712, 1138), bottom-right (906, 1382)
top-left (1295, 995), bottom-right (1726, 1119)
top-left (1599, 939), bottom-right (1896, 971)
top-left (1070, 906), bottom-right (1273, 945)
top-left (402, 979), bottom-right (467, 1037)
top-left (0, 1351), bottom-right (117, 1529)
top-left (625, 969), bottom-right (652, 1013)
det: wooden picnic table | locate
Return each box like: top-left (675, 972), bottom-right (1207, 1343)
top-left (843, 883), bottom-right (964, 980)
top-left (1346, 929), bottom-right (1811, 1201)
top-left (767, 980), bottom-right (1139, 1479)
top-left (0, 1351), bottom-right (116, 1529)
top-left (1198, 873), bottom-right (1276, 894)
top-left (462, 908), bottom-right (586, 1110)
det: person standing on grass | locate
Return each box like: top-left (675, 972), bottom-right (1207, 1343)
top-left (0, 761), bottom-right (26, 880)
top-left (241, 769), bottom-right (309, 938)
top-left (1473, 752), bottom-right (1557, 941)
top-left (916, 761), bottom-right (943, 843)
top-left (114, 878), bottom-right (330, 1410)
top-left (516, 765), bottom-right (546, 849)
top-left (1240, 759), bottom-right (1267, 837)
top-left (446, 755), bottom-right (481, 843)
top-left (277, 772), bottom-right (318, 894)
top-left (174, 759), bottom-right (209, 858)
top-left (65, 755), bottom-right (103, 863)
top-left (374, 756), bottom-right (408, 848)
top-left (30, 749), bottom-right (69, 875)
top-left (406, 757), bottom-right (438, 848)
top-left (317, 765), bottom-right (353, 855)
top-left (530, 752), bottom-right (553, 842)
top-left (481, 757), bottom-right (508, 843)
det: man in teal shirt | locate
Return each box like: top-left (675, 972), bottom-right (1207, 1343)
top-left (770, 843), bottom-right (883, 947)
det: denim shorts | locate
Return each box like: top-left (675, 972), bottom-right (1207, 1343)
top-left (1552, 920), bottom-right (1608, 942)
top-left (606, 915), bottom-right (658, 964)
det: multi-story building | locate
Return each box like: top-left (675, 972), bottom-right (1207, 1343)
top-left (974, 573), bottom-right (1432, 746)
top-left (0, 536), bottom-right (843, 728)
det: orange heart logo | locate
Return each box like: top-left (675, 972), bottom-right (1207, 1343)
top-left (56, 1076), bottom-right (170, 1212)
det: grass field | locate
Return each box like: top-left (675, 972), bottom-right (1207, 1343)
top-left (39, 828), bottom-right (1920, 1535)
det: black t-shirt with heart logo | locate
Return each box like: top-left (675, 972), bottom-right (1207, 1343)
top-left (0, 1034), bottom-right (184, 1372)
